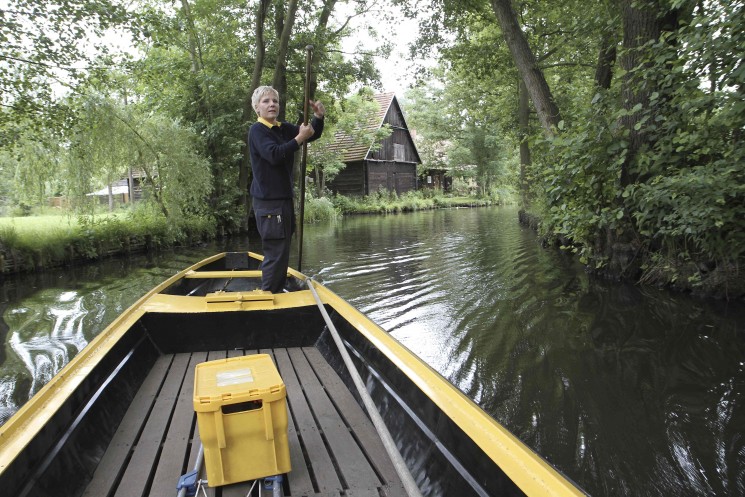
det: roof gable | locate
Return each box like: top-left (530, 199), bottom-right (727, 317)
top-left (328, 92), bottom-right (421, 164)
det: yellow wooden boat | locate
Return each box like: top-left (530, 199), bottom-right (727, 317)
top-left (0, 252), bottom-right (587, 497)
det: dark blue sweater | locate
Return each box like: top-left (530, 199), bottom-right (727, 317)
top-left (248, 116), bottom-right (324, 200)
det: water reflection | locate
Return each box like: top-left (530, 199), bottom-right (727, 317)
top-left (298, 207), bottom-right (745, 496)
top-left (0, 254), bottom-right (200, 424)
top-left (2, 293), bottom-right (86, 422)
top-left (8, 291), bottom-right (88, 395)
top-left (1, 206), bottom-right (744, 496)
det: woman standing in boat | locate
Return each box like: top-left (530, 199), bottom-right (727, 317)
top-left (248, 85), bottom-right (325, 293)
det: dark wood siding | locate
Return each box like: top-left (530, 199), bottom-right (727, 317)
top-left (368, 103), bottom-right (419, 164)
top-left (421, 169), bottom-right (451, 192)
top-left (327, 94), bottom-right (422, 197)
top-left (367, 161), bottom-right (417, 195)
top-left (328, 160), bottom-right (365, 197)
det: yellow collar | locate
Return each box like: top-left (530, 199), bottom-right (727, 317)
top-left (258, 117), bottom-right (280, 128)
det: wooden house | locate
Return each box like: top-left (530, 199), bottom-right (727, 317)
top-left (327, 93), bottom-right (421, 196)
top-left (421, 168), bottom-right (452, 192)
top-left (87, 169), bottom-right (146, 206)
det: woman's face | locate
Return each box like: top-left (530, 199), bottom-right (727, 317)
top-left (256, 92), bottom-right (279, 123)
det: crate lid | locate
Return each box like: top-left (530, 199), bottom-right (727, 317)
top-left (193, 354), bottom-right (286, 412)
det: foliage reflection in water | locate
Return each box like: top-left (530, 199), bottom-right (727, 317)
top-left (301, 207), bottom-right (745, 497)
top-left (0, 251), bottom-right (206, 424)
top-left (1, 206), bottom-right (743, 496)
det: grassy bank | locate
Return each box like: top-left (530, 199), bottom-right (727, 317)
top-left (331, 190), bottom-right (500, 216)
top-left (0, 211), bottom-right (216, 274)
top-left (0, 192), bottom-right (505, 275)
top-left (301, 190), bottom-right (504, 223)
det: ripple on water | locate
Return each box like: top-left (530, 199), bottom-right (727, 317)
top-left (1, 208), bottom-right (744, 497)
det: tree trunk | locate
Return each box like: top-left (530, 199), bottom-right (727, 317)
top-left (310, 0), bottom-right (338, 199)
top-left (180, 0), bottom-right (209, 117)
top-left (518, 78), bottom-right (531, 206)
top-left (239, 0), bottom-right (271, 231)
top-left (618, 0), bottom-right (665, 187)
top-left (594, 32), bottom-right (616, 89)
top-left (310, 0), bottom-right (337, 97)
top-left (250, 0), bottom-right (271, 93)
top-left (180, 0), bottom-right (202, 73)
top-left (606, 1), bottom-right (675, 277)
top-left (138, 150), bottom-right (169, 218)
top-left (272, 0), bottom-right (299, 122)
top-left (490, 0), bottom-right (562, 134)
top-left (315, 166), bottom-right (322, 197)
top-left (128, 166), bottom-right (134, 203)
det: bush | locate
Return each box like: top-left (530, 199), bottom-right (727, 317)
top-left (304, 195), bottom-right (340, 223)
top-left (9, 204), bottom-right (32, 217)
top-left (328, 190), bottom-right (499, 215)
top-left (0, 205), bottom-right (217, 273)
top-left (631, 163), bottom-right (745, 262)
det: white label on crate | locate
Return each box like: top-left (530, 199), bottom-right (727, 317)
top-left (216, 368), bottom-right (254, 386)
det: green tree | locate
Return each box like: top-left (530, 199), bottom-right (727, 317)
top-left (406, 63), bottom-right (514, 197)
top-left (0, 150), bottom-right (13, 211)
top-left (67, 93), bottom-right (212, 219)
top-left (131, 0), bottom-right (385, 230)
top-left (402, 0), bottom-right (607, 202)
top-left (6, 130), bottom-right (62, 207)
top-left (533, 0), bottom-right (744, 290)
top-left (402, 0), bottom-right (743, 292)
top-left (0, 0), bottom-right (131, 143)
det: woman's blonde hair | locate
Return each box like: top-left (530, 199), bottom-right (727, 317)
top-left (252, 86), bottom-right (279, 114)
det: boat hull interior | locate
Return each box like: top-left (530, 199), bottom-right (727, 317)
top-left (0, 253), bottom-right (584, 497)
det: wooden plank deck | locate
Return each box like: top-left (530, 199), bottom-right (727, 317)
top-left (83, 347), bottom-right (406, 497)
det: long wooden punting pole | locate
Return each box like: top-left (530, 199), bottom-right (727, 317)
top-left (306, 279), bottom-right (424, 497)
top-left (297, 44), bottom-right (313, 272)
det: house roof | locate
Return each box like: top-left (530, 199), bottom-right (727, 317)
top-left (328, 92), bottom-right (397, 163)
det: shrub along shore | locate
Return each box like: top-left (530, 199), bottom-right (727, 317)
top-left (0, 212), bottom-right (217, 275)
top-left (2, 192), bottom-right (738, 300)
top-left (0, 192), bottom-right (495, 276)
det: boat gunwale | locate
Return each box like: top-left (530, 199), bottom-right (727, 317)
top-left (314, 282), bottom-right (587, 497)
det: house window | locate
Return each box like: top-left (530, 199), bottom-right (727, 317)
top-left (394, 143), bottom-right (405, 161)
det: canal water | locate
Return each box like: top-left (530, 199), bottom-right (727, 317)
top-left (1, 206), bottom-right (743, 496)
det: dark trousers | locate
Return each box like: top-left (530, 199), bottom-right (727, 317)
top-left (253, 197), bottom-right (295, 293)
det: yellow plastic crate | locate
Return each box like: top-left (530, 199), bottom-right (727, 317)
top-left (193, 354), bottom-right (291, 486)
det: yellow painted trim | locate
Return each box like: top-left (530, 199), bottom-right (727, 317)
top-left (138, 289), bottom-right (316, 314)
top-left (184, 270), bottom-right (263, 279)
top-left (312, 282), bottom-right (586, 497)
top-left (205, 290), bottom-right (273, 302)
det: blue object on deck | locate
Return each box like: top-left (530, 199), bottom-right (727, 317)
top-left (263, 475), bottom-right (283, 496)
top-left (177, 469), bottom-right (199, 496)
